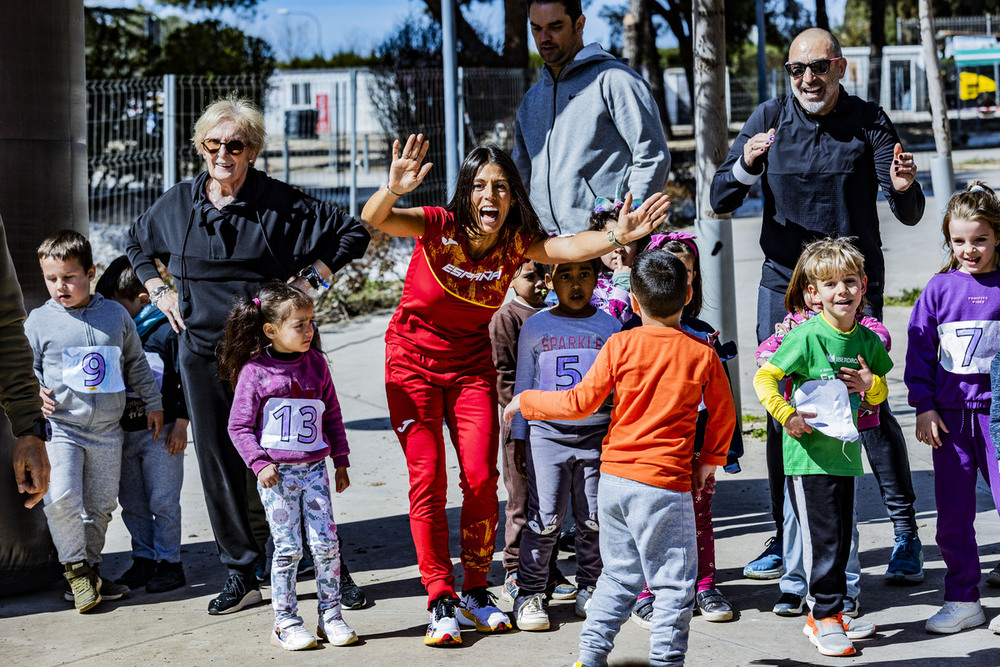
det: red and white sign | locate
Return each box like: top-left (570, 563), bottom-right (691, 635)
top-left (316, 94), bottom-right (330, 133)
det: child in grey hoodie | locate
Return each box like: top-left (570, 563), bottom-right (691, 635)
top-left (26, 231), bottom-right (162, 612)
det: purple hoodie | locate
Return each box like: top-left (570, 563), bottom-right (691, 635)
top-left (228, 348), bottom-right (349, 475)
top-left (905, 268), bottom-right (1000, 413)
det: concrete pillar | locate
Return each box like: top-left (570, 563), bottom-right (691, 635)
top-left (0, 0), bottom-right (87, 594)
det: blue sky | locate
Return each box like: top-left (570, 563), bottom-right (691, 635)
top-left (85, 0), bottom-right (848, 58)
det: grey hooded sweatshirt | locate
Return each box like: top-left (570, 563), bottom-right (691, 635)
top-left (25, 293), bottom-right (162, 430)
top-left (513, 42), bottom-right (671, 235)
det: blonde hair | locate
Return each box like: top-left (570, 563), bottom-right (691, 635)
top-left (940, 181), bottom-right (1000, 272)
top-left (191, 93), bottom-right (266, 159)
top-left (787, 237), bottom-right (867, 313)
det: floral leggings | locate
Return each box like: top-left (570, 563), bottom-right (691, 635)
top-left (258, 460), bottom-right (342, 624)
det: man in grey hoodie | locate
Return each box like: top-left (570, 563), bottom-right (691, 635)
top-left (513, 0), bottom-right (670, 235)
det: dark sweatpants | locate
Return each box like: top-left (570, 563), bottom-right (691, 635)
top-left (786, 474), bottom-right (854, 619)
top-left (757, 286), bottom-right (917, 540)
top-left (179, 344), bottom-right (260, 576)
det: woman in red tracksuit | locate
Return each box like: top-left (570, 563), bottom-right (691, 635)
top-left (361, 133), bottom-right (670, 648)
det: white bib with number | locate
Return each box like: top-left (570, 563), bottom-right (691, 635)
top-left (63, 345), bottom-right (125, 393)
top-left (125, 352), bottom-right (165, 398)
top-left (259, 397), bottom-right (327, 452)
top-left (938, 320), bottom-right (1000, 375)
top-left (537, 348), bottom-right (601, 391)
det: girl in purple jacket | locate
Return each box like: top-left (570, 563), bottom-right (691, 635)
top-left (905, 182), bottom-right (1000, 635)
top-left (219, 282), bottom-right (357, 651)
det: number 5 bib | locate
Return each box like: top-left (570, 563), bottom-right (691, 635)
top-left (260, 398), bottom-right (327, 452)
top-left (63, 346), bottom-right (126, 393)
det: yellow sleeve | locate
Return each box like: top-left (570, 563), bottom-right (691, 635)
top-left (865, 375), bottom-right (888, 406)
top-left (753, 362), bottom-right (796, 426)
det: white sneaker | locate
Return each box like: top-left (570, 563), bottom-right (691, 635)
top-left (989, 612), bottom-right (1000, 635)
top-left (458, 587), bottom-right (511, 632)
top-left (317, 610), bottom-right (358, 646)
top-left (425, 596), bottom-right (462, 647)
top-left (270, 618), bottom-right (317, 651)
top-left (925, 601), bottom-right (986, 634)
top-left (515, 593), bottom-right (549, 631)
top-left (575, 586), bottom-right (594, 618)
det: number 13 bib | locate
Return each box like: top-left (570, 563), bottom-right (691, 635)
top-left (260, 398), bottom-right (327, 452)
top-left (63, 346), bottom-right (125, 393)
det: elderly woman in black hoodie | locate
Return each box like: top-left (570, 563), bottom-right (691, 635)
top-left (127, 95), bottom-right (370, 615)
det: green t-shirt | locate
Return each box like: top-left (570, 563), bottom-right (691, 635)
top-left (768, 314), bottom-right (893, 476)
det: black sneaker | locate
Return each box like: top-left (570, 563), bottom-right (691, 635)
top-left (93, 564), bottom-right (130, 601)
top-left (340, 561), bottom-right (366, 610)
top-left (207, 573), bottom-right (262, 615)
top-left (115, 556), bottom-right (156, 589)
top-left (147, 561), bottom-right (186, 593)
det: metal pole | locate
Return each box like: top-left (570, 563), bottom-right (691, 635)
top-left (457, 67), bottom-right (465, 164)
top-left (756, 0), bottom-right (766, 104)
top-left (442, 0), bottom-right (459, 198)
top-left (349, 70), bottom-right (358, 217)
top-left (162, 74), bottom-right (177, 191)
top-left (332, 83), bottom-right (339, 176)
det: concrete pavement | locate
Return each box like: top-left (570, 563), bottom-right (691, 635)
top-left (2, 159), bottom-right (1000, 666)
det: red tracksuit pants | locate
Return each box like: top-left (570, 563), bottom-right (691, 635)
top-left (385, 341), bottom-right (500, 606)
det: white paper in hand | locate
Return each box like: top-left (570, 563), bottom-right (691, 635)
top-left (792, 379), bottom-right (859, 443)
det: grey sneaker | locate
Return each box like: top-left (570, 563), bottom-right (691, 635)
top-left (772, 592), bottom-right (804, 616)
top-left (925, 601), bottom-right (986, 634)
top-left (842, 596), bottom-right (859, 618)
top-left (64, 561), bottom-right (101, 612)
top-left (804, 613), bottom-right (855, 657)
top-left (574, 585), bottom-right (594, 618)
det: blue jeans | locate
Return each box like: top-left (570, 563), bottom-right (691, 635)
top-left (119, 422), bottom-right (184, 563)
top-left (780, 478), bottom-right (860, 599)
top-left (578, 474), bottom-right (695, 667)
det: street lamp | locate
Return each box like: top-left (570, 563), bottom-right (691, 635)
top-left (276, 8), bottom-right (324, 59)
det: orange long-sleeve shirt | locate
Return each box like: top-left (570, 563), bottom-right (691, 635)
top-left (520, 326), bottom-right (736, 492)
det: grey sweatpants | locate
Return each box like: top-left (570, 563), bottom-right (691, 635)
top-left (518, 426), bottom-right (603, 594)
top-left (43, 420), bottom-right (124, 565)
top-left (578, 474), bottom-right (696, 667)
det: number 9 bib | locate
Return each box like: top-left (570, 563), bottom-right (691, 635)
top-left (63, 346), bottom-right (125, 393)
top-left (260, 398), bottom-right (327, 452)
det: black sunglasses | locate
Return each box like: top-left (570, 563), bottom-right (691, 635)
top-left (784, 57), bottom-right (844, 78)
top-left (201, 138), bottom-right (246, 155)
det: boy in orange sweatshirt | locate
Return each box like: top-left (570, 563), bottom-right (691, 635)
top-left (504, 249), bottom-right (736, 666)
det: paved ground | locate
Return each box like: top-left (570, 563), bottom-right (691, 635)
top-left (2, 155), bottom-right (1000, 666)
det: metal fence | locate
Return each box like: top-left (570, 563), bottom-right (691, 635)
top-left (86, 68), bottom-right (528, 232)
top-left (897, 15), bottom-right (1000, 45)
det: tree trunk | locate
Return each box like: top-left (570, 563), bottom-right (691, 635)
top-left (692, 0), bottom-right (740, 410)
top-left (423, 0), bottom-right (502, 66)
top-left (815, 0), bottom-right (829, 31)
top-left (642, 5), bottom-right (672, 138)
top-left (919, 0), bottom-right (950, 156)
top-left (651, 0), bottom-right (694, 121)
top-left (504, 0), bottom-right (528, 69)
top-left (623, 0), bottom-right (643, 70)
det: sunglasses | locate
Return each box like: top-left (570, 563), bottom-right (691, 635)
top-left (201, 138), bottom-right (246, 155)
top-left (784, 57), bottom-right (844, 78)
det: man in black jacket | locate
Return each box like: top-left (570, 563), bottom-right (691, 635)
top-left (710, 28), bottom-right (926, 609)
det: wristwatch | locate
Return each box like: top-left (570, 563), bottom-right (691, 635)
top-left (17, 418), bottom-right (51, 441)
top-left (297, 265), bottom-right (329, 291)
top-left (607, 229), bottom-right (627, 249)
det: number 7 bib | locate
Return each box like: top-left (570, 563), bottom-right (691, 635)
top-left (63, 346), bottom-right (125, 393)
top-left (260, 398), bottom-right (327, 452)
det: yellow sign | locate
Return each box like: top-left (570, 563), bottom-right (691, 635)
top-left (960, 71), bottom-right (997, 101)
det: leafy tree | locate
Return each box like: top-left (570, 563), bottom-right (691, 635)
top-left (148, 19), bottom-right (275, 76)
